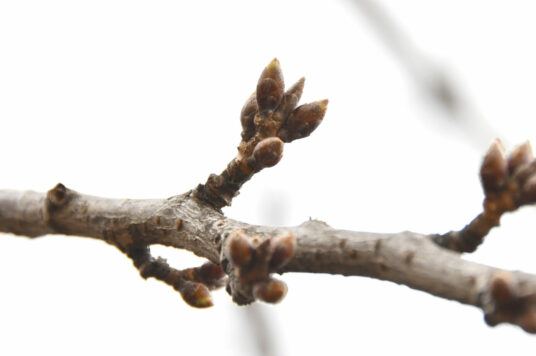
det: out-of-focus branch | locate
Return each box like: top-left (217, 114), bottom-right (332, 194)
top-left (350, 0), bottom-right (501, 148)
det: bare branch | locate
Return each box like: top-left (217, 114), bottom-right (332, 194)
top-left (2, 183), bottom-right (536, 332)
top-left (1, 59), bottom-right (536, 334)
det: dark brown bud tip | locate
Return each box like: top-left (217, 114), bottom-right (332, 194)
top-left (279, 99), bottom-right (328, 142)
top-left (179, 281), bottom-right (213, 308)
top-left (252, 278), bottom-right (288, 304)
top-left (256, 58), bottom-right (284, 113)
top-left (489, 271), bottom-right (516, 303)
top-left (253, 137), bottom-right (284, 168)
top-left (240, 93), bottom-right (258, 141)
top-left (508, 141), bottom-right (534, 175)
top-left (269, 233), bottom-right (297, 270)
top-left (480, 140), bottom-right (508, 194)
top-left (226, 230), bottom-right (254, 268)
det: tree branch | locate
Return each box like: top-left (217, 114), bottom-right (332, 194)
top-left (2, 59), bottom-right (536, 334)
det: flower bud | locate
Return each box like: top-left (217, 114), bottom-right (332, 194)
top-left (522, 174), bottom-right (536, 203)
top-left (240, 93), bottom-right (258, 141)
top-left (518, 308), bottom-right (536, 334)
top-left (179, 281), bottom-right (213, 308)
top-left (269, 233), bottom-right (296, 270)
top-left (279, 99), bottom-right (328, 142)
top-left (253, 137), bottom-right (284, 168)
top-left (252, 278), bottom-right (288, 303)
top-left (277, 77), bottom-right (305, 118)
top-left (256, 58), bottom-right (284, 113)
top-left (480, 140), bottom-right (508, 194)
top-left (489, 271), bottom-right (516, 303)
top-left (226, 230), bottom-right (254, 268)
top-left (508, 141), bottom-right (533, 175)
top-left (197, 262), bottom-right (226, 284)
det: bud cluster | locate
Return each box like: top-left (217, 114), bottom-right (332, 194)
top-left (133, 247), bottom-right (225, 308)
top-left (480, 140), bottom-right (536, 210)
top-left (224, 230), bottom-right (296, 304)
top-left (435, 140), bottom-right (536, 252)
top-left (484, 271), bottom-right (536, 334)
top-left (195, 59), bottom-right (328, 209)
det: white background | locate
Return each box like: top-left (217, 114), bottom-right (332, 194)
top-left (1, 0), bottom-right (536, 354)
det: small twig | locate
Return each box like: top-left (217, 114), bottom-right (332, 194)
top-left (433, 141), bottom-right (536, 252)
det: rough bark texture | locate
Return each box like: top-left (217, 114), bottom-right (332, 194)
top-left (1, 184), bottom-right (536, 332)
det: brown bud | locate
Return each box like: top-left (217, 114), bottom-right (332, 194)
top-left (279, 100), bottom-right (328, 142)
top-left (518, 307), bottom-right (536, 334)
top-left (197, 262), bottom-right (226, 283)
top-left (489, 271), bottom-right (516, 303)
top-left (269, 233), bottom-right (296, 270)
top-left (508, 141), bottom-right (534, 175)
top-left (256, 58), bottom-right (284, 113)
top-left (277, 77), bottom-right (305, 118)
top-left (226, 230), bottom-right (254, 268)
top-left (480, 140), bottom-right (508, 194)
top-left (522, 174), bottom-right (536, 203)
top-left (252, 278), bottom-right (288, 303)
top-left (179, 281), bottom-right (213, 308)
top-left (240, 93), bottom-right (258, 141)
top-left (253, 137), bottom-right (284, 168)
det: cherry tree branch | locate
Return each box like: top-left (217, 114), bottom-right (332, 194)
top-left (1, 59), bottom-right (536, 334)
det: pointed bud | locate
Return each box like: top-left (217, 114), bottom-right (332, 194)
top-left (279, 100), bottom-right (328, 142)
top-left (277, 77), bottom-right (305, 118)
top-left (240, 93), bottom-right (258, 141)
top-left (256, 58), bottom-right (284, 113)
top-left (522, 174), bottom-right (536, 203)
top-left (508, 141), bottom-right (534, 175)
top-left (252, 278), bottom-right (288, 303)
top-left (179, 281), bottom-right (213, 308)
top-left (226, 230), bottom-right (254, 268)
top-left (480, 140), bottom-right (508, 194)
top-left (253, 137), bottom-right (284, 168)
top-left (489, 272), bottom-right (516, 303)
top-left (269, 233), bottom-right (296, 270)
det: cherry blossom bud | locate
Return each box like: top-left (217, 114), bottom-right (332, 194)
top-left (226, 230), bottom-right (254, 268)
top-left (240, 94), bottom-right (258, 141)
top-left (256, 58), bottom-right (284, 113)
top-left (252, 278), bottom-right (288, 303)
top-left (508, 141), bottom-right (533, 175)
top-left (179, 281), bottom-right (213, 308)
top-left (489, 271), bottom-right (516, 303)
top-left (277, 77), bottom-right (305, 118)
top-left (253, 137), bottom-right (284, 168)
top-left (480, 140), bottom-right (508, 194)
top-left (269, 233), bottom-right (296, 270)
top-left (279, 99), bottom-right (328, 142)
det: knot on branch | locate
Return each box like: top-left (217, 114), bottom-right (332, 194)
top-left (483, 271), bottom-right (536, 333)
top-left (222, 230), bottom-right (296, 305)
top-left (127, 245), bottom-right (225, 308)
top-left (195, 58), bottom-right (328, 209)
top-left (434, 140), bottom-right (536, 252)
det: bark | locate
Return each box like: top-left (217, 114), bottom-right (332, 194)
top-left (1, 184), bottom-right (535, 333)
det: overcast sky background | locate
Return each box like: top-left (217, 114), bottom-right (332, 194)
top-left (1, 1), bottom-right (536, 355)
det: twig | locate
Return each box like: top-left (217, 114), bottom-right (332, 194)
top-left (1, 59), bottom-right (536, 333)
